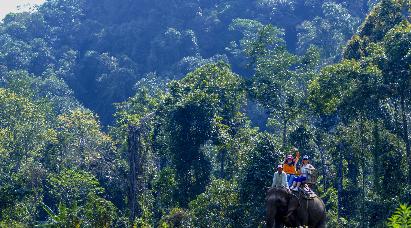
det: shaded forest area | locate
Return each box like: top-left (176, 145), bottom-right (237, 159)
top-left (0, 0), bottom-right (410, 227)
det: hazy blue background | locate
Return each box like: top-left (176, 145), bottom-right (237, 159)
top-left (0, 0), bottom-right (45, 19)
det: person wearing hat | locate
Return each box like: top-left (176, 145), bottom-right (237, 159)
top-left (290, 155), bottom-right (315, 191)
top-left (271, 164), bottom-right (289, 190)
top-left (283, 147), bottom-right (300, 186)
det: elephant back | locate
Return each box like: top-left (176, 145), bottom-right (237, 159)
top-left (295, 194), bottom-right (327, 227)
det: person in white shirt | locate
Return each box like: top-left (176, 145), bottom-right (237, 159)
top-left (271, 164), bottom-right (289, 190)
top-left (290, 155), bottom-right (315, 191)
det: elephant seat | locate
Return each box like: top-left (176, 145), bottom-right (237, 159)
top-left (295, 185), bottom-right (317, 199)
top-left (301, 186), bottom-right (317, 199)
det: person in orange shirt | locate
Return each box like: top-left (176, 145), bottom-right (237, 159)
top-left (283, 148), bottom-right (300, 187)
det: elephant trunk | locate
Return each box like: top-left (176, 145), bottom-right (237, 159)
top-left (266, 204), bottom-right (277, 228)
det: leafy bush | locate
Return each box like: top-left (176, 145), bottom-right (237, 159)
top-left (189, 179), bottom-right (239, 228)
top-left (387, 204), bottom-right (411, 227)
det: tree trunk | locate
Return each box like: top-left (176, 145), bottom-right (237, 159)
top-left (220, 148), bottom-right (226, 179)
top-left (337, 142), bottom-right (343, 220)
top-left (372, 121), bottom-right (381, 192)
top-left (315, 133), bottom-right (327, 191)
top-left (127, 113), bottom-right (154, 223)
top-left (359, 117), bottom-right (366, 228)
top-left (128, 125), bottom-right (141, 223)
top-left (282, 110), bottom-right (287, 148)
top-left (400, 95), bottom-right (411, 185)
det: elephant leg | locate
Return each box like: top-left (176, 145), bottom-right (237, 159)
top-left (266, 215), bottom-right (284, 228)
top-left (274, 221), bottom-right (284, 228)
top-left (266, 220), bottom-right (283, 228)
top-left (266, 210), bottom-right (275, 228)
top-left (266, 201), bottom-right (282, 228)
top-left (266, 216), bottom-right (273, 228)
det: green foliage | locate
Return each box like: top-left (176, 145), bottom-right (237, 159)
top-left (55, 109), bottom-right (115, 169)
top-left (42, 174), bottom-right (118, 227)
top-left (48, 169), bottom-right (104, 205)
top-left (359, 0), bottom-right (405, 41)
top-left (158, 208), bottom-right (192, 228)
top-left (344, 0), bottom-right (407, 60)
top-left (308, 59), bottom-right (382, 117)
top-left (41, 194), bottom-right (118, 228)
top-left (249, 24), bottom-right (319, 146)
top-left (41, 203), bottom-right (82, 228)
top-left (319, 187), bottom-right (348, 227)
top-left (189, 179), bottom-right (239, 227)
top-left (153, 167), bottom-right (179, 215)
top-left (0, 70), bottom-right (80, 114)
top-left (383, 20), bottom-right (411, 96)
top-left (164, 62), bottom-right (246, 206)
top-left (169, 62), bottom-right (246, 117)
top-left (1, 196), bottom-right (39, 227)
top-left (0, 0), bottom-right (409, 227)
top-left (0, 0), bottom-right (373, 124)
top-left (0, 88), bottom-right (54, 225)
top-left (387, 204), bottom-right (411, 227)
top-left (228, 19), bottom-right (285, 68)
top-left (297, 2), bottom-right (360, 62)
top-left (238, 132), bottom-right (280, 227)
top-left (84, 194), bottom-right (118, 228)
top-left (115, 73), bottom-right (166, 128)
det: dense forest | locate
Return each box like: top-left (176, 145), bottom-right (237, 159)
top-left (0, 0), bottom-right (410, 227)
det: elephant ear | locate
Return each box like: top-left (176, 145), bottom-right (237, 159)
top-left (287, 194), bottom-right (300, 214)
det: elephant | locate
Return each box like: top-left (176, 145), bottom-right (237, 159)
top-left (266, 187), bottom-right (326, 228)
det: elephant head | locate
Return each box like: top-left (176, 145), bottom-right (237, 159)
top-left (266, 188), bottom-right (300, 228)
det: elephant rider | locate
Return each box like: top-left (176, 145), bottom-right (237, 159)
top-left (290, 155), bottom-right (315, 191)
top-left (271, 164), bottom-right (289, 191)
top-left (283, 148), bottom-right (300, 187)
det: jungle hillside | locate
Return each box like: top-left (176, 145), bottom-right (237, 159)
top-left (0, 0), bottom-right (410, 227)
